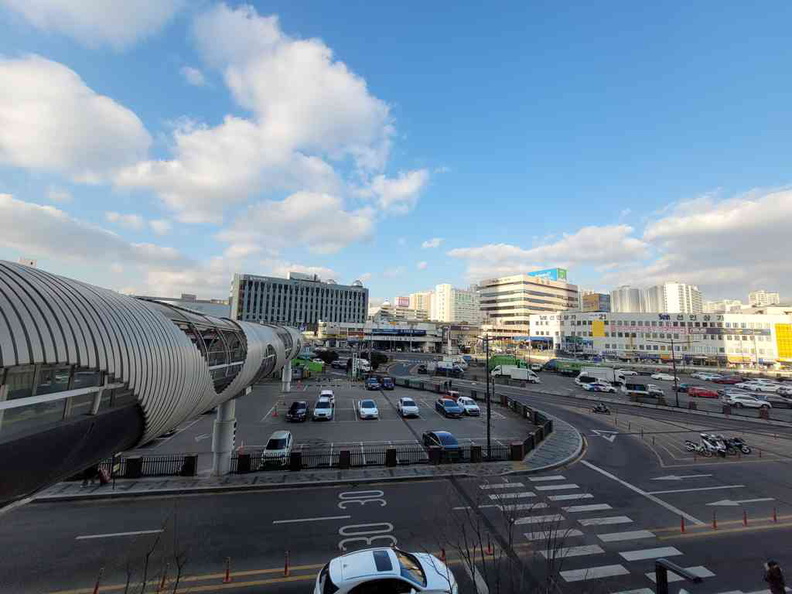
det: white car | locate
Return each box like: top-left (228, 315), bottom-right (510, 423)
top-left (320, 389), bottom-right (335, 404)
top-left (312, 397), bottom-right (334, 421)
top-left (456, 396), bottom-right (481, 416)
top-left (725, 394), bottom-right (772, 409)
top-left (314, 547), bottom-right (458, 594)
top-left (617, 369), bottom-right (639, 376)
top-left (397, 397), bottom-right (420, 418)
top-left (261, 430), bottom-right (293, 466)
top-left (735, 381), bottom-right (779, 393)
top-left (357, 399), bottom-right (379, 419)
top-left (691, 372), bottom-right (722, 381)
top-left (651, 373), bottom-right (677, 381)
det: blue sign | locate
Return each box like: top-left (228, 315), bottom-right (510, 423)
top-left (527, 268), bottom-right (568, 281)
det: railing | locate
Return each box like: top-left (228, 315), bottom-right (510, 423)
top-left (67, 453), bottom-right (196, 480)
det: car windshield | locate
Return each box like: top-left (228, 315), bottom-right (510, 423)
top-left (442, 399), bottom-right (456, 407)
top-left (290, 403), bottom-right (306, 411)
top-left (316, 401), bottom-right (331, 409)
top-left (402, 399), bottom-right (416, 407)
top-left (395, 550), bottom-right (427, 586)
top-left (361, 400), bottom-right (375, 408)
top-left (438, 433), bottom-right (458, 446)
top-left (266, 438), bottom-right (287, 450)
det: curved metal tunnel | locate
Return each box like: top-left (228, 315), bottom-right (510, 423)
top-left (0, 261), bottom-right (301, 506)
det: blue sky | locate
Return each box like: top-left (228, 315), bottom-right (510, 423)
top-left (1, 1), bottom-right (792, 305)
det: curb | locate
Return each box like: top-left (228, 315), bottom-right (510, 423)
top-left (512, 414), bottom-right (586, 475)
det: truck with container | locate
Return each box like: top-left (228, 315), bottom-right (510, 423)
top-left (434, 361), bottom-right (464, 378)
top-left (491, 365), bottom-right (540, 383)
top-left (578, 367), bottom-right (625, 386)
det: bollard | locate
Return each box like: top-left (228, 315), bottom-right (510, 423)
top-left (680, 516), bottom-right (686, 534)
top-left (712, 511), bottom-right (717, 530)
top-left (92, 567), bottom-right (103, 594)
top-left (628, 422), bottom-right (631, 431)
top-left (641, 428), bottom-right (644, 440)
top-left (284, 550), bottom-right (290, 577)
top-left (773, 508), bottom-right (778, 523)
top-left (743, 510), bottom-right (748, 527)
top-left (652, 435), bottom-right (656, 445)
top-left (223, 557), bottom-right (232, 584)
top-left (157, 564), bottom-right (169, 593)
top-left (759, 449), bottom-right (763, 458)
top-left (486, 535), bottom-right (493, 555)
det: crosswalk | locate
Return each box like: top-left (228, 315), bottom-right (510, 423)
top-left (470, 476), bottom-right (717, 593)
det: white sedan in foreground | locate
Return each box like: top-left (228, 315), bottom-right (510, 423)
top-left (397, 397), bottom-right (420, 418)
top-left (357, 399), bottom-right (380, 419)
top-left (315, 547), bottom-right (457, 594)
top-left (457, 396), bottom-right (481, 416)
top-left (651, 373), bottom-right (677, 381)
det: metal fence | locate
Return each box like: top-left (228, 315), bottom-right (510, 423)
top-left (68, 453), bottom-right (195, 480)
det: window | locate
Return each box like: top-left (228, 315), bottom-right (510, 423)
top-left (36, 365), bottom-right (72, 395)
top-left (5, 365), bottom-right (36, 400)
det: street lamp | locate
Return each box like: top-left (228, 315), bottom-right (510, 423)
top-left (647, 334), bottom-right (702, 408)
top-left (475, 334), bottom-right (493, 458)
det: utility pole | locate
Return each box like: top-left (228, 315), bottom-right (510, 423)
top-left (647, 333), bottom-right (701, 408)
top-left (484, 334), bottom-right (492, 458)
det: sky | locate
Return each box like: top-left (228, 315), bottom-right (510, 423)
top-left (1, 1), bottom-right (792, 306)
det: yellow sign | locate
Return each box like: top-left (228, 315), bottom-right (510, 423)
top-left (592, 320), bottom-right (605, 338)
top-left (776, 324), bottom-right (792, 360)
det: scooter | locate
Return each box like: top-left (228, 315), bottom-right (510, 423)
top-left (725, 436), bottom-right (751, 454)
top-left (703, 433), bottom-right (727, 458)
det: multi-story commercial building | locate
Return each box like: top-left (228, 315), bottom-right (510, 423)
top-left (408, 291), bottom-right (433, 316)
top-left (231, 272), bottom-right (368, 330)
top-left (557, 311), bottom-right (792, 368)
top-left (704, 299), bottom-right (744, 314)
top-left (430, 284), bottom-right (481, 324)
top-left (134, 293), bottom-right (230, 318)
top-left (643, 282), bottom-right (703, 314)
top-left (478, 270), bottom-right (579, 340)
top-left (749, 290), bottom-right (781, 307)
top-left (369, 302), bottom-right (429, 322)
top-left (610, 286), bottom-right (644, 313)
top-left (581, 292), bottom-right (611, 312)
top-left (316, 320), bottom-right (442, 352)
top-left (528, 313), bottom-right (563, 350)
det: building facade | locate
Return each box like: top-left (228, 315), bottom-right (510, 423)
top-left (369, 302), bottom-right (429, 322)
top-left (231, 272), bottom-right (368, 330)
top-left (581, 292), bottom-right (611, 312)
top-left (610, 286), bottom-right (644, 313)
top-left (749, 290), bottom-right (781, 307)
top-left (316, 320), bottom-right (443, 352)
top-left (556, 311), bottom-right (792, 368)
top-left (643, 282), bottom-right (703, 314)
top-left (408, 291), bottom-right (433, 317)
top-left (134, 293), bottom-right (230, 318)
top-left (430, 284), bottom-right (481, 324)
top-left (478, 273), bottom-right (579, 340)
top-left (704, 299), bottom-right (744, 314)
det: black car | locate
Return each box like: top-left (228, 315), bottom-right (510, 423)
top-left (422, 430), bottom-right (461, 460)
top-left (417, 364), bottom-right (427, 374)
top-left (286, 401), bottom-right (309, 422)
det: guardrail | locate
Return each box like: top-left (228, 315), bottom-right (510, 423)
top-left (67, 453), bottom-right (197, 480)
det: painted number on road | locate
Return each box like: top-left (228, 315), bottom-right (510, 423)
top-left (338, 489), bottom-right (387, 509)
top-left (338, 523), bottom-right (397, 551)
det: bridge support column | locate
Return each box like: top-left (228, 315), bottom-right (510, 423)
top-left (281, 359), bottom-right (293, 393)
top-left (212, 399), bottom-right (236, 476)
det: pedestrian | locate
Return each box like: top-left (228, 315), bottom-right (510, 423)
top-left (81, 464), bottom-right (99, 488)
top-left (764, 560), bottom-right (786, 594)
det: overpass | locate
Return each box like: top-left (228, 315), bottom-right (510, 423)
top-left (0, 261), bottom-right (301, 506)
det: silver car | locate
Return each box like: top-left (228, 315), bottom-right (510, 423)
top-left (397, 397), bottom-right (420, 418)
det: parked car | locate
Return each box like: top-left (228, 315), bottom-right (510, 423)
top-left (735, 381), bottom-right (779, 393)
top-left (286, 400), bottom-right (309, 422)
top-left (712, 375), bottom-right (743, 384)
top-left (690, 371), bottom-right (722, 381)
top-left (313, 547), bottom-right (457, 594)
top-left (435, 398), bottom-right (463, 418)
top-left (312, 397), bottom-right (334, 421)
top-left (417, 364), bottom-right (428, 374)
top-left (422, 430), bottom-right (461, 457)
top-left (365, 377), bottom-right (381, 391)
top-left (320, 389), bottom-right (335, 405)
top-left (261, 430), bottom-right (293, 466)
top-left (312, 358), bottom-right (325, 364)
top-left (777, 385), bottom-right (792, 397)
top-left (529, 363), bottom-right (543, 372)
top-left (617, 369), bottom-right (639, 376)
top-left (582, 381), bottom-right (616, 394)
top-left (397, 397), bottom-right (420, 418)
top-left (330, 360), bottom-right (345, 369)
top-left (456, 396), bottom-right (481, 416)
top-left (688, 386), bottom-right (719, 399)
top-left (725, 394), bottom-right (772, 409)
top-left (381, 377), bottom-right (395, 390)
top-left (674, 383), bottom-right (692, 393)
top-left (647, 384), bottom-right (665, 398)
top-left (651, 373), bottom-right (677, 381)
top-left (357, 399), bottom-right (379, 419)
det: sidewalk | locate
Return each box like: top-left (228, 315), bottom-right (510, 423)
top-left (32, 414), bottom-right (583, 503)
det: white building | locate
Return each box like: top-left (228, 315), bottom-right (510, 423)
top-left (430, 284), bottom-right (481, 324)
top-left (704, 299), bottom-right (744, 313)
top-left (316, 320), bottom-right (442, 352)
top-left (408, 291), bottom-right (433, 318)
top-left (749, 290), bottom-right (781, 307)
top-left (369, 301), bottom-right (429, 322)
top-left (610, 286), bottom-right (644, 313)
top-left (556, 311), bottom-right (792, 368)
top-left (643, 282), bottom-right (703, 314)
top-left (528, 313), bottom-right (563, 350)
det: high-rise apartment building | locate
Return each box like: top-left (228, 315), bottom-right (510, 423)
top-left (749, 290), bottom-right (781, 307)
top-left (430, 284), bottom-right (481, 324)
top-left (581, 292), bottom-right (611, 312)
top-left (610, 286), bottom-right (644, 313)
top-left (478, 272), bottom-right (579, 339)
top-left (231, 272), bottom-right (368, 330)
top-left (408, 291), bottom-right (433, 317)
top-left (704, 299), bottom-right (744, 314)
top-left (644, 282), bottom-right (703, 314)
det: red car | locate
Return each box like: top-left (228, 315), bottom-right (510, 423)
top-left (688, 386), bottom-right (719, 399)
top-left (712, 376), bottom-right (743, 384)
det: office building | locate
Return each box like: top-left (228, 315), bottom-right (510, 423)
top-left (644, 282), bottom-right (703, 314)
top-left (430, 284), bottom-right (481, 324)
top-left (581, 292), bottom-right (611, 312)
top-left (478, 272), bottom-right (579, 340)
top-left (134, 293), bottom-right (230, 318)
top-left (610, 286), bottom-right (644, 313)
top-left (408, 291), bottom-right (433, 315)
top-left (231, 271), bottom-right (368, 330)
top-left (749, 290), bottom-right (781, 308)
top-left (369, 301), bottom-right (429, 322)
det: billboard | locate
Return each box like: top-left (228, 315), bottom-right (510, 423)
top-left (527, 268), bottom-right (568, 282)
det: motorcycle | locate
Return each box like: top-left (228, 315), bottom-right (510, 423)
top-left (592, 403), bottom-right (611, 415)
top-left (725, 436), bottom-right (751, 454)
top-left (703, 434), bottom-right (727, 458)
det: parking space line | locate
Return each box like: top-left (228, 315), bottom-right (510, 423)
top-left (273, 515), bottom-right (351, 525)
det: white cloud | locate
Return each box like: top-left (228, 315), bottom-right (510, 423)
top-left (105, 211), bottom-right (145, 231)
top-left (421, 237), bottom-right (443, 249)
top-left (358, 272), bottom-right (372, 283)
top-left (416, 261), bottom-right (428, 270)
top-left (382, 266), bottom-right (405, 278)
top-left (260, 259), bottom-right (338, 281)
top-left (0, 0), bottom-right (182, 49)
top-left (46, 186), bottom-right (72, 203)
top-left (180, 66), bottom-right (206, 87)
top-left (0, 56), bottom-right (152, 183)
top-left (369, 169), bottom-right (429, 214)
top-left (217, 192), bottom-right (375, 255)
top-left (149, 219), bottom-right (172, 236)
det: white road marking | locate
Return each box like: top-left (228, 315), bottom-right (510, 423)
top-left (563, 503), bottom-right (613, 513)
top-left (549, 493), bottom-right (593, 501)
top-left (76, 529), bottom-right (164, 540)
top-left (452, 505), bottom-right (499, 511)
top-left (528, 475), bottom-right (566, 482)
top-left (560, 564), bottom-right (630, 582)
top-left (273, 515), bottom-right (351, 524)
top-left (523, 528), bottom-right (583, 541)
top-left (647, 484), bottom-right (745, 495)
top-left (535, 483), bottom-right (579, 491)
top-left (542, 544), bottom-right (604, 559)
top-left (619, 546), bottom-right (682, 561)
top-left (706, 497), bottom-right (775, 507)
top-left (489, 492), bottom-right (536, 500)
top-left (611, 589), bottom-right (654, 594)
top-left (498, 503), bottom-right (549, 511)
top-left (598, 530), bottom-right (655, 542)
top-left (581, 460), bottom-right (705, 525)
top-left (652, 474), bottom-right (713, 481)
top-left (579, 516), bottom-right (633, 527)
top-left (514, 514), bottom-right (564, 525)
top-left (645, 566), bottom-right (714, 583)
top-left (479, 483), bottom-right (525, 490)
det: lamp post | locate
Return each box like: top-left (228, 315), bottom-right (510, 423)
top-left (475, 334), bottom-right (493, 459)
